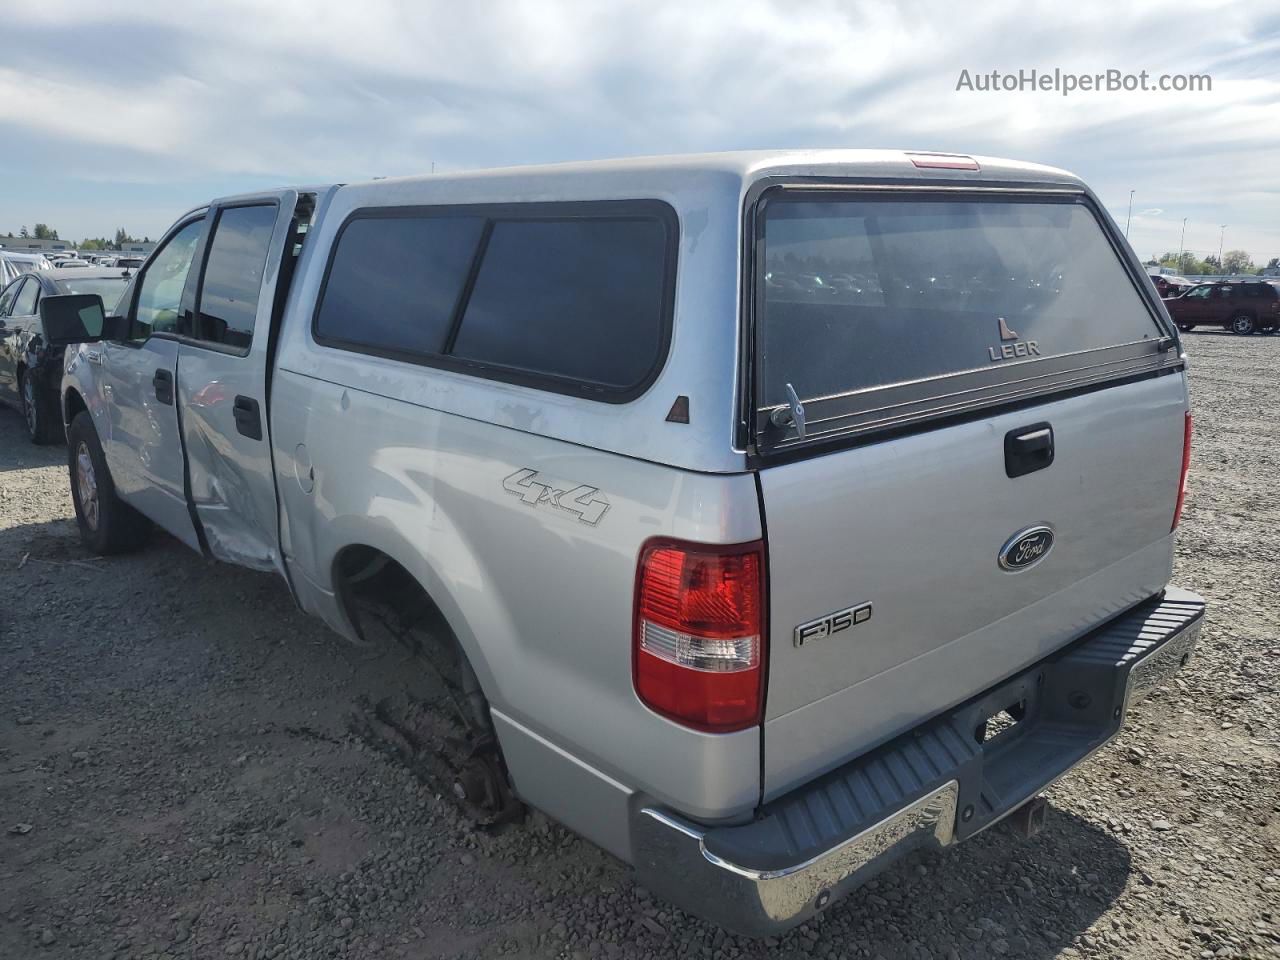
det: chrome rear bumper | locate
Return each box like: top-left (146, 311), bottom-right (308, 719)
top-left (633, 588), bottom-right (1205, 936)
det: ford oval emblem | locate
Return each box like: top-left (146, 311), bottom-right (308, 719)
top-left (998, 525), bottom-right (1054, 571)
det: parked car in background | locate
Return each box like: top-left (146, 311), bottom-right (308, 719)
top-left (1149, 274), bottom-right (1193, 298)
top-left (0, 251), bottom-right (51, 285)
top-left (1164, 280), bottom-right (1280, 334)
top-left (43, 150), bottom-right (1203, 935)
top-left (0, 267), bottom-right (133, 442)
top-left (96, 256), bottom-right (146, 269)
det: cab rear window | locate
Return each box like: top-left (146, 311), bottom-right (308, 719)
top-left (753, 192), bottom-right (1173, 449)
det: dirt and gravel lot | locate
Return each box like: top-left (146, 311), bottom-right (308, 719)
top-left (2, 331), bottom-right (1277, 960)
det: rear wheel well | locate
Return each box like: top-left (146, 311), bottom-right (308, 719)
top-left (332, 545), bottom-right (519, 821)
top-left (335, 545), bottom-right (452, 643)
top-left (332, 545), bottom-right (490, 731)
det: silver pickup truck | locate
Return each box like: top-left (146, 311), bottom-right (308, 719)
top-left (44, 150), bottom-right (1205, 935)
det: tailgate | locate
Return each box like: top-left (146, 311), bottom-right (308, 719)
top-left (748, 186), bottom-right (1187, 799)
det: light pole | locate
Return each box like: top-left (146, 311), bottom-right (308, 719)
top-left (1125, 190), bottom-right (1135, 238)
top-left (1178, 217), bottom-right (1188, 271)
top-left (1218, 224), bottom-right (1227, 274)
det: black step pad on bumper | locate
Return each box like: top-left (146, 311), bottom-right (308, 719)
top-left (706, 588), bottom-right (1205, 870)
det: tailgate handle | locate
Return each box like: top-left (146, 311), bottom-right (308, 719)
top-left (1005, 422), bottom-right (1054, 478)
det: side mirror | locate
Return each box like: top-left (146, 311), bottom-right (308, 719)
top-left (39, 294), bottom-right (106, 344)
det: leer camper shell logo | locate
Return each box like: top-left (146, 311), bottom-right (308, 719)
top-left (989, 317), bottom-right (1041, 362)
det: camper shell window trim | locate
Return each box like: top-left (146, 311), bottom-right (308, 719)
top-left (310, 199), bottom-right (679, 404)
top-left (737, 180), bottom-right (1182, 459)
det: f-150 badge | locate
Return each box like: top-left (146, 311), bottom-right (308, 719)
top-left (794, 602), bottom-right (873, 647)
top-left (503, 468), bottom-right (611, 526)
top-left (988, 316), bottom-right (1041, 362)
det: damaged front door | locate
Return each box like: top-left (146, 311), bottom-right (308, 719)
top-left (176, 191), bottom-right (299, 571)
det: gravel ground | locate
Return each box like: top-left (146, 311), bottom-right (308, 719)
top-left (2, 331), bottom-right (1277, 960)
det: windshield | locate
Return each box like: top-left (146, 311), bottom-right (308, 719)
top-left (56, 277), bottom-right (129, 313)
top-left (757, 196), bottom-right (1163, 406)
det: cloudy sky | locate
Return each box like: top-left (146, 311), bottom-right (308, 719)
top-left (2, 0), bottom-right (1277, 264)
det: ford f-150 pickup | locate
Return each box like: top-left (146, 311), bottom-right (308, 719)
top-left (42, 150), bottom-right (1204, 934)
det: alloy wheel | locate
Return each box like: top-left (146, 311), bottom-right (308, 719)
top-left (21, 375), bottom-right (38, 438)
top-left (76, 442), bottom-right (100, 531)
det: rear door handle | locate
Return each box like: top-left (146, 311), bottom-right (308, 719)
top-left (232, 395), bottom-right (263, 441)
top-left (152, 368), bottom-right (174, 405)
top-left (1004, 422), bottom-right (1054, 478)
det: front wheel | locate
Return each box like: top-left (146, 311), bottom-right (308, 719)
top-left (19, 370), bottom-right (61, 444)
top-left (66, 411), bottom-right (150, 554)
top-left (1229, 313), bottom-right (1257, 335)
top-left (1176, 321), bottom-right (1195, 333)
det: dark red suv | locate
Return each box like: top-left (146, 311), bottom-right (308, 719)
top-left (1165, 281), bottom-right (1280, 335)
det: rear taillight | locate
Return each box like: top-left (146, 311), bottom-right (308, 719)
top-left (1172, 412), bottom-right (1193, 531)
top-left (633, 538), bottom-right (766, 733)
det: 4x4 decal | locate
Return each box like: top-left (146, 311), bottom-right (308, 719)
top-left (502, 468), bottom-right (611, 526)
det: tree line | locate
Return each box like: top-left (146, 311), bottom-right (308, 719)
top-left (4, 225), bottom-right (152, 250)
top-left (1151, 250), bottom-right (1277, 276)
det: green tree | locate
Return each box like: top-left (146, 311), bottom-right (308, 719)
top-left (1156, 251), bottom-right (1212, 275)
top-left (1221, 250), bottom-right (1254, 275)
top-left (32, 223), bottom-right (52, 239)
top-left (19, 225), bottom-right (29, 238)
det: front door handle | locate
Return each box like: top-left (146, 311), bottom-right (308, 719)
top-left (152, 368), bottom-right (174, 405)
top-left (232, 395), bottom-right (263, 441)
top-left (1004, 422), bottom-right (1054, 478)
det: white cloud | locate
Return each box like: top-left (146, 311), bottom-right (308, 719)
top-left (0, 0), bottom-right (1276, 261)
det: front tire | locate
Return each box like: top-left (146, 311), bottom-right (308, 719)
top-left (19, 370), bottom-right (61, 445)
top-left (1229, 313), bottom-right (1257, 335)
top-left (66, 411), bottom-right (149, 554)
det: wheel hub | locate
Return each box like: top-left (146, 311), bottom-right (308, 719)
top-left (22, 377), bottom-right (36, 435)
top-left (76, 442), bottom-right (100, 531)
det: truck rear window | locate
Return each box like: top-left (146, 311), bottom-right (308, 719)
top-left (754, 192), bottom-right (1172, 448)
top-left (314, 201), bottom-right (675, 402)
